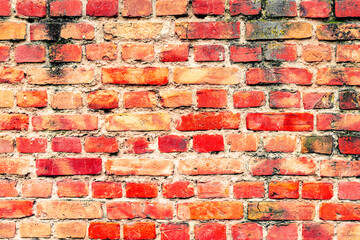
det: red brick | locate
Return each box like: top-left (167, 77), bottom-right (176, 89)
top-left (17, 90), bottom-right (47, 108)
top-left (227, 133), bottom-right (259, 152)
top-left (230, 0), bottom-right (261, 16)
top-left (49, 44), bottom-right (82, 63)
top-left (193, 134), bottom-right (224, 153)
top-left (339, 182), bottom-right (360, 200)
top-left (303, 92), bottom-right (334, 109)
top-left (194, 45), bottom-right (225, 62)
top-left (16, 0), bottom-right (46, 17)
top-left (0, 46), bottom-right (9, 62)
top-left (105, 158), bottom-right (173, 176)
top-left (22, 179), bottom-right (52, 198)
top-left (88, 90), bottom-right (119, 109)
top-left (179, 158), bottom-right (243, 175)
top-left (122, 44), bottom-right (154, 62)
top-left (338, 224), bottom-right (360, 240)
top-left (89, 222), bottom-right (120, 240)
top-left (0, 137), bottom-right (13, 153)
top-left (267, 224), bottom-right (298, 240)
top-left (156, 0), bottom-right (188, 16)
top-left (60, 23), bottom-right (93, 40)
top-left (336, 0), bottom-right (360, 17)
top-left (107, 202), bottom-right (173, 220)
top-left (234, 182), bottom-right (264, 199)
top-left (0, 0), bottom-right (11, 16)
top-left (124, 222), bottom-right (156, 240)
top-left (36, 158), bottom-right (102, 176)
top-left (320, 203), bottom-right (360, 220)
top-left (197, 89), bottom-right (227, 108)
top-left (52, 137), bottom-right (82, 153)
top-left (37, 201), bottom-right (102, 219)
top-left (57, 180), bottom-right (89, 198)
top-left (123, 0), bottom-right (152, 17)
top-left (247, 113), bottom-right (314, 131)
top-left (50, 0), bottom-right (82, 16)
top-left (0, 22), bottom-right (27, 40)
top-left (86, 0), bottom-right (118, 16)
top-left (102, 67), bottom-right (168, 85)
top-left (16, 137), bottom-right (47, 153)
top-left (174, 67), bottom-right (239, 85)
top-left (302, 182), bottom-right (333, 200)
top-left (247, 68), bottom-right (313, 85)
top-left (0, 201), bottom-right (33, 218)
top-left (340, 91), bottom-right (360, 109)
top-left (232, 223), bottom-right (263, 240)
top-left (126, 182), bottom-right (158, 198)
top-left (176, 112), bottom-right (240, 131)
top-left (233, 91), bottom-right (265, 108)
top-left (250, 157), bottom-right (316, 176)
top-left (195, 223), bottom-right (226, 240)
top-left (0, 158), bottom-right (29, 175)
top-left (175, 22), bottom-right (240, 39)
top-left (86, 43), bottom-right (117, 61)
top-left (230, 45), bottom-right (262, 62)
top-left (161, 223), bottom-right (189, 240)
top-left (193, 0), bottom-right (225, 15)
top-left (0, 67), bottom-right (24, 83)
top-left (264, 135), bottom-right (296, 153)
top-left (300, 0), bottom-right (331, 18)
top-left (337, 44), bottom-right (360, 62)
top-left (125, 137), bottom-right (154, 154)
top-left (177, 201), bottom-right (243, 220)
top-left (32, 115), bottom-right (98, 131)
top-left (302, 223), bottom-right (334, 240)
top-left (317, 68), bottom-right (360, 85)
top-left (269, 90), bottom-right (301, 108)
top-left (15, 45), bottom-right (45, 63)
top-left (0, 180), bottom-right (17, 197)
top-left (158, 135), bottom-right (188, 153)
top-left (269, 181), bottom-right (299, 199)
top-left (264, 43), bottom-right (297, 61)
top-left (301, 135), bottom-right (333, 154)
top-left (317, 114), bottom-right (360, 131)
top-left (159, 90), bottom-right (192, 108)
top-left (248, 202), bottom-right (315, 220)
top-left (302, 44), bottom-right (331, 62)
top-left (92, 181), bottom-right (122, 199)
top-left (0, 222), bottom-right (15, 238)
top-left (162, 181), bottom-right (195, 199)
top-left (321, 159), bottom-right (360, 177)
top-left (197, 181), bottom-right (229, 198)
top-left (160, 44), bottom-right (189, 62)
top-left (85, 136), bottom-right (118, 153)
top-left (0, 114), bottom-right (28, 131)
top-left (124, 91), bottom-right (156, 108)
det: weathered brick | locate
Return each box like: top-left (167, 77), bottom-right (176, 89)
top-left (247, 113), bottom-right (314, 131)
top-left (179, 158), bottom-right (243, 175)
top-left (194, 45), bottom-right (225, 62)
top-left (317, 68), bottom-right (360, 85)
top-left (126, 182), bottom-right (158, 198)
top-left (51, 92), bottom-right (83, 109)
top-left (16, 137), bottom-right (47, 153)
top-left (160, 44), bottom-right (189, 62)
top-left (264, 43), bottom-right (297, 61)
top-left (321, 159), bottom-right (360, 177)
top-left (302, 44), bottom-right (331, 62)
top-left (339, 182), bottom-right (360, 200)
top-left (60, 23), bottom-right (95, 40)
top-left (0, 222), bottom-right (15, 238)
top-left (197, 89), bottom-right (227, 108)
top-left (340, 91), bottom-right (360, 109)
top-left (20, 222), bottom-right (51, 238)
top-left (106, 158), bottom-right (173, 176)
top-left (89, 222), bottom-right (120, 240)
top-left (16, 0), bottom-right (46, 17)
top-left (265, 0), bottom-right (297, 17)
top-left (0, 90), bottom-right (14, 108)
top-left (175, 22), bottom-right (240, 39)
top-left (318, 114), bottom-right (360, 131)
top-left (0, 137), bottom-right (13, 153)
top-left (86, 0), bottom-right (118, 16)
top-left (159, 90), bottom-right (192, 107)
top-left (232, 223), bottom-right (263, 240)
top-left (317, 23), bottom-right (360, 40)
top-left (303, 92), bottom-right (334, 109)
top-left (230, 45), bottom-right (262, 62)
top-left (88, 90), bottom-right (119, 109)
top-left (15, 45), bottom-right (45, 63)
top-left (176, 112), bottom-right (240, 131)
top-left (0, 67), bottom-right (24, 83)
top-left (0, 158), bottom-right (29, 175)
top-left (233, 91), bottom-right (265, 108)
top-left (17, 90), bottom-right (47, 108)
top-left (106, 113), bottom-right (170, 131)
top-left (124, 91), bottom-right (156, 108)
top-left (123, 0), bottom-right (152, 17)
top-left (0, 22), bottom-right (26, 40)
top-left (269, 90), bottom-right (301, 109)
top-left (49, 44), bottom-right (82, 62)
top-left (124, 137), bottom-right (154, 154)
top-left (50, 0), bottom-right (82, 17)
top-left (122, 44), bottom-right (154, 62)
top-left (301, 135), bottom-right (333, 154)
top-left (246, 22), bottom-right (312, 40)
top-left (269, 181), bottom-right (299, 199)
top-left (338, 136), bottom-right (360, 154)
top-left (320, 203), bottom-right (360, 220)
top-left (27, 68), bottom-right (94, 85)
top-left (264, 135), bottom-right (296, 153)
top-left (33, 115), bottom-right (98, 131)
top-left (161, 223), bottom-right (190, 240)
top-left (250, 157), bottom-right (316, 176)
top-left (247, 68), bottom-right (312, 85)
top-left (302, 223), bottom-right (334, 240)
top-left (193, 134), bottom-right (224, 153)
top-left (0, 114), bottom-right (29, 130)
top-left (86, 43), bottom-right (117, 61)
top-left (302, 182), bottom-right (333, 200)
top-left (0, 201), bottom-right (33, 218)
top-left (163, 181), bottom-right (195, 199)
top-left (178, 201), bottom-right (243, 220)
top-left (234, 182), bottom-right (265, 199)
top-left (52, 137), bottom-right (82, 153)
top-left (267, 224), bottom-right (298, 240)
top-left (102, 67), bottom-right (168, 85)
top-left (104, 22), bottom-right (163, 40)
top-left (54, 221), bottom-right (87, 239)
top-left (158, 135), bottom-right (188, 153)
top-left (300, 0), bottom-right (331, 18)
top-left (174, 67), bottom-right (239, 85)
top-left (195, 223), bottom-right (226, 240)
top-left (336, 0), bottom-right (360, 17)
top-left (197, 181), bottom-right (229, 198)
top-left (85, 136), bottom-right (118, 153)
top-left (0, 180), bottom-right (17, 197)
top-left (124, 222), bottom-right (156, 240)
top-left (227, 133), bottom-right (259, 152)
top-left (337, 224), bottom-right (360, 240)
top-left (156, 0), bottom-right (188, 16)
top-left (248, 202), bottom-right (315, 220)
top-left (337, 44), bottom-right (360, 62)
top-left (57, 180), bottom-right (89, 198)
top-left (37, 201), bottom-right (102, 219)
top-left (36, 158), bottom-right (102, 176)
top-left (0, 46), bottom-right (10, 62)
top-left (230, 0), bottom-right (261, 16)
top-left (0, 0), bottom-right (11, 16)
top-left (107, 202), bottom-right (173, 220)
top-left (92, 181), bottom-right (122, 199)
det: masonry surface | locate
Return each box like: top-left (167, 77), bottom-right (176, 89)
top-left (0, 0), bottom-right (360, 239)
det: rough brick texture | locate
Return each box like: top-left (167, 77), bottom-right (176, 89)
top-left (0, 1), bottom-right (358, 239)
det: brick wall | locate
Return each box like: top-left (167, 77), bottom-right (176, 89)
top-left (0, 0), bottom-right (360, 239)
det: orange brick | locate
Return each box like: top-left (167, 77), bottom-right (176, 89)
top-left (51, 92), bottom-right (83, 109)
top-left (159, 90), bottom-right (192, 107)
top-left (57, 180), bottom-right (89, 198)
top-left (124, 91), bottom-right (156, 108)
top-left (0, 90), bottom-right (14, 108)
top-left (227, 134), bottom-right (259, 152)
top-left (20, 222), bottom-right (51, 238)
top-left (86, 43), bottom-right (117, 61)
top-left (122, 44), bottom-right (154, 62)
top-left (17, 90), bottom-right (47, 108)
top-left (264, 135), bottom-right (296, 152)
top-left (22, 179), bottom-right (52, 198)
top-left (54, 221), bottom-right (87, 239)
